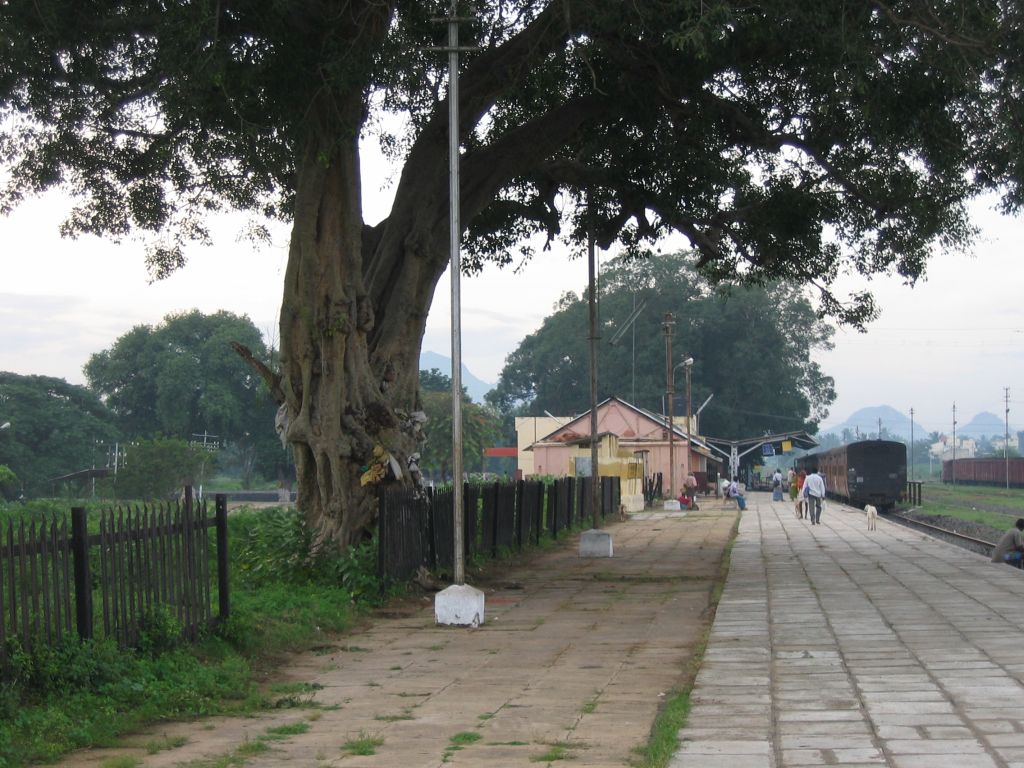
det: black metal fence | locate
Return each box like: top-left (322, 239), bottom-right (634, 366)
top-left (1, 489), bottom-right (229, 670)
top-left (378, 476), bottom-right (621, 583)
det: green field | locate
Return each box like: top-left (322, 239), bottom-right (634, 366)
top-left (904, 482), bottom-right (1024, 532)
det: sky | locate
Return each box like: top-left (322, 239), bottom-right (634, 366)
top-left (1, 140), bottom-right (1022, 440)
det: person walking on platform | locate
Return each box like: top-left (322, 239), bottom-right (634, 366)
top-left (794, 469), bottom-right (807, 518)
top-left (803, 469), bottom-right (826, 524)
top-left (771, 468), bottom-right (784, 501)
top-left (685, 472), bottom-right (700, 511)
top-left (991, 519), bottom-right (1024, 566)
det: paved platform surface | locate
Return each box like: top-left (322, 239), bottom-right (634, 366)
top-left (673, 495), bottom-right (1024, 768)
top-left (63, 507), bottom-right (737, 767)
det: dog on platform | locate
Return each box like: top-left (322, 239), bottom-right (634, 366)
top-left (618, 503), bottom-right (628, 522)
top-left (865, 504), bottom-right (878, 531)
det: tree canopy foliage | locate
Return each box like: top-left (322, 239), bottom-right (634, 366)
top-left (84, 310), bottom-right (287, 483)
top-left (417, 369), bottom-right (502, 481)
top-left (488, 253), bottom-right (836, 438)
top-left (2, 1), bottom-right (1021, 545)
top-left (0, 372), bottom-right (119, 495)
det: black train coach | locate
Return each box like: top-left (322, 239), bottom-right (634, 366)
top-left (795, 440), bottom-right (906, 510)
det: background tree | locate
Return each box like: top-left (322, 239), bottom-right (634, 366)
top-left (0, 372), bottom-right (120, 496)
top-left (113, 438), bottom-right (207, 501)
top-left (488, 253), bottom-right (835, 437)
top-left (418, 369), bottom-right (502, 482)
top-left (85, 310), bottom-right (286, 486)
top-left (2, 2), bottom-right (1021, 547)
top-left (0, 465), bottom-right (19, 501)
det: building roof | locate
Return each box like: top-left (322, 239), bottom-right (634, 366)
top-left (530, 395), bottom-right (717, 458)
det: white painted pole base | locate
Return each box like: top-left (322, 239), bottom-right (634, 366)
top-left (663, 499), bottom-right (681, 511)
top-left (579, 528), bottom-right (613, 558)
top-left (434, 584), bottom-right (486, 627)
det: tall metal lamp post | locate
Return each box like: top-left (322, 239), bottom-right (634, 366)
top-left (432, 2), bottom-right (485, 626)
top-left (684, 358), bottom-right (694, 479)
top-left (672, 357), bottom-right (694, 490)
top-left (662, 313), bottom-right (675, 500)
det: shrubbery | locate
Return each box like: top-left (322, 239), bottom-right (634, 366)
top-left (1, 503), bottom-right (379, 767)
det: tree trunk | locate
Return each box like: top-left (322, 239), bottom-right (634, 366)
top-left (276, 98), bottom-right (450, 551)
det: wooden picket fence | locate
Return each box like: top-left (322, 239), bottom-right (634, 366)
top-left (0, 489), bottom-right (229, 669)
top-left (378, 476), bottom-right (621, 583)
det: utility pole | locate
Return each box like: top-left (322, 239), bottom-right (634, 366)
top-left (685, 361), bottom-right (693, 479)
top-left (430, 3), bottom-right (486, 625)
top-left (913, 409), bottom-right (921, 481)
top-left (587, 191), bottom-right (600, 530)
top-left (1006, 387), bottom-right (1011, 490)
top-left (663, 312), bottom-right (676, 499)
top-left (952, 402), bottom-right (957, 486)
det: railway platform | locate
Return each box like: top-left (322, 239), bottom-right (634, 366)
top-left (672, 494), bottom-right (1024, 768)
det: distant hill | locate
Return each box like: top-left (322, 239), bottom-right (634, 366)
top-left (821, 406), bottom-right (1016, 441)
top-left (958, 411), bottom-right (1010, 439)
top-left (820, 405), bottom-right (915, 440)
top-left (419, 351), bottom-right (494, 403)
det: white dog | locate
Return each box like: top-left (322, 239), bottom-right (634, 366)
top-left (865, 504), bottom-right (878, 531)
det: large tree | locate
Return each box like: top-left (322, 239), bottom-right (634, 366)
top-left (488, 252), bottom-right (836, 437)
top-left (1, 2), bottom-right (1021, 547)
top-left (84, 310), bottom-right (286, 484)
top-left (0, 372), bottom-right (120, 496)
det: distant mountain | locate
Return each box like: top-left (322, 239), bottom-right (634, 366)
top-left (419, 351), bottom-right (494, 403)
top-left (821, 406), bottom-right (1016, 442)
top-left (958, 411), bottom-right (1010, 439)
top-left (819, 405), bottom-right (917, 441)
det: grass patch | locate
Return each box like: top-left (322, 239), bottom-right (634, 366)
top-left (374, 712), bottom-right (415, 722)
top-left (531, 742), bottom-right (573, 762)
top-left (342, 733), bottom-right (384, 756)
top-left (100, 757), bottom-right (142, 768)
top-left (450, 731), bottom-right (482, 745)
top-left (630, 512), bottom-right (739, 768)
top-left (263, 721), bottom-right (311, 739)
top-left (145, 734), bottom-right (189, 754)
top-left (235, 739), bottom-right (271, 757)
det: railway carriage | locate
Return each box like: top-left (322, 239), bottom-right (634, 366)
top-left (796, 440), bottom-right (906, 510)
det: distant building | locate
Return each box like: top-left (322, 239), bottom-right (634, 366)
top-left (929, 435), bottom-right (977, 461)
top-left (519, 396), bottom-right (719, 512)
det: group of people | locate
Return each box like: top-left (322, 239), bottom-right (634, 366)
top-left (780, 467), bottom-right (827, 524)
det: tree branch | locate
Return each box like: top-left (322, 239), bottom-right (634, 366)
top-left (231, 341), bottom-right (284, 404)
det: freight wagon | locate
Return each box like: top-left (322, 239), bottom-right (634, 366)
top-left (942, 457), bottom-right (1024, 488)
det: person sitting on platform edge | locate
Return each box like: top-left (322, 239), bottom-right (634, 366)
top-left (726, 476), bottom-right (747, 510)
top-left (991, 518), bottom-right (1024, 566)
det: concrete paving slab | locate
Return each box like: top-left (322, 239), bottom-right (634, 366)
top-left (675, 494), bottom-right (1024, 767)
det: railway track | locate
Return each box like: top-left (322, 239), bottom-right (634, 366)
top-left (888, 512), bottom-right (996, 557)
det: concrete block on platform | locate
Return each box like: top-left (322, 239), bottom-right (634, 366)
top-left (663, 499), bottom-right (681, 511)
top-left (579, 528), bottom-right (613, 558)
top-left (434, 584), bottom-right (485, 627)
top-left (623, 493), bottom-right (645, 512)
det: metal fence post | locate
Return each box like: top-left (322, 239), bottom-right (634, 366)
top-left (215, 494), bottom-right (230, 621)
top-left (71, 507), bottom-right (92, 640)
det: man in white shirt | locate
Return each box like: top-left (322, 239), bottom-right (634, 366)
top-left (803, 469), bottom-right (826, 525)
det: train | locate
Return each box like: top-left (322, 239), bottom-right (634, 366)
top-left (795, 440), bottom-right (907, 510)
top-left (942, 457), bottom-right (1024, 488)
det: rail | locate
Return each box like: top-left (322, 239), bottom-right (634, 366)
top-left (889, 512), bottom-right (995, 551)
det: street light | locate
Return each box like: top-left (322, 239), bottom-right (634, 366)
top-left (673, 358), bottom-right (694, 492)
